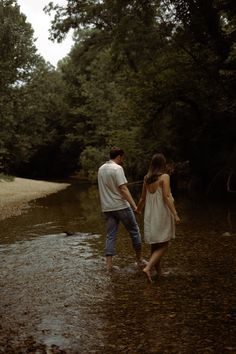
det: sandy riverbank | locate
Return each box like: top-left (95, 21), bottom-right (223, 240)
top-left (0, 177), bottom-right (70, 221)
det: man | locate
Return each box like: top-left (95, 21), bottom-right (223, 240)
top-left (98, 146), bottom-right (144, 271)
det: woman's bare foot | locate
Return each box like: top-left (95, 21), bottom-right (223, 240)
top-left (143, 267), bottom-right (153, 283)
top-left (155, 263), bottom-right (161, 277)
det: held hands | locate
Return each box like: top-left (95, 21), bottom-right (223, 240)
top-left (133, 206), bottom-right (142, 215)
top-left (134, 207), bottom-right (141, 214)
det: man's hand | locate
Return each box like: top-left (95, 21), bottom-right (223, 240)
top-left (119, 184), bottom-right (137, 211)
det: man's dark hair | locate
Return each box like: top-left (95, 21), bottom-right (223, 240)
top-left (110, 146), bottom-right (124, 159)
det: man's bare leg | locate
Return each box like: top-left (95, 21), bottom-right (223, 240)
top-left (106, 255), bottom-right (113, 272)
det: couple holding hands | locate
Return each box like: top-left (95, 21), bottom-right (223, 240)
top-left (98, 146), bottom-right (180, 283)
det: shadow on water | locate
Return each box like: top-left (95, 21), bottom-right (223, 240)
top-left (0, 182), bottom-right (236, 353)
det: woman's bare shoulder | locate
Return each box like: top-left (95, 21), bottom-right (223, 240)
top-left (160, 173), bottom-right (170, 180)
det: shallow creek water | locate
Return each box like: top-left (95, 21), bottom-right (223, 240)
top-left (0, 182), bottom-right (235, 353)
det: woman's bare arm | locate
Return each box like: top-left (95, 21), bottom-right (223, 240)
top-left (136, 181), bottom-right (147, 214)
top-left (161, 174), bottom-right (180, 223)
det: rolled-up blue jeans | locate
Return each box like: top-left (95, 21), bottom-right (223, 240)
top-left (103, 207), bottom-right (142, 256)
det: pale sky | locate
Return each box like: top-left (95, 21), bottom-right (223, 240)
top-left (17, 0), bottom-right (74, 67)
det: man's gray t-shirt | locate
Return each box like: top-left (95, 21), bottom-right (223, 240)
top-left (98, 160), bottom-right (130, 212)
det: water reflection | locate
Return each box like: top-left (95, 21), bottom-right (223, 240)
top-left (0, 182), bottom-right (235, 353)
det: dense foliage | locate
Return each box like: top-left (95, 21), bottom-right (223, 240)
top-left (0, 0), bottom-right (68, 177)
top-left (0, 0), bottom-right (235, 192)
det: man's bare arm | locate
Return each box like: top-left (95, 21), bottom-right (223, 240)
top-left (118, 184), bottom-right (137, 210)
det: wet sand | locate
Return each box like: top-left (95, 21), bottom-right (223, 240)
top-left (0, 177), bottom-right (70, 220)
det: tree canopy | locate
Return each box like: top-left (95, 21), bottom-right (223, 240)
top-left (0, 0), bottom-right (235, 193)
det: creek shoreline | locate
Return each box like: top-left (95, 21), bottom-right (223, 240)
top-left (0, 177), bottom-right (70, 221)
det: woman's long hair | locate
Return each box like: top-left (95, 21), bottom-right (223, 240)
top-left (145, 153), bottom-right (167, 185)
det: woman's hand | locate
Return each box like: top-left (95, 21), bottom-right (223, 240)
top-left (135, 207), bottom-right (142, 215)
top-left (174, 213), bottom-right (180, 224)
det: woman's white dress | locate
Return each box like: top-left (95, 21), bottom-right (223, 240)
top-left (144, 187), bottom-right (175, 244)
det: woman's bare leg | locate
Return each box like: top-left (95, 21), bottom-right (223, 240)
top-left (151, 244), bottom-right (161, 276)
top-left (143, 242), bottom-right (169, 283)
top-left (155, 261), bottom-right (161, 276)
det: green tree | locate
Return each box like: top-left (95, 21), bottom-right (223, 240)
top-left (0, 1), bottom-right (69, 177)
top-left (161, 0), bottom-right (236, 184)
top-left (13, 60), bottom-right (69, 177)
top-left (46, 0), bottom-right (236, 190)
top-left (0, 0), bottom-right (39, 172)
top-left (46, 1), bottom-right (168, 179)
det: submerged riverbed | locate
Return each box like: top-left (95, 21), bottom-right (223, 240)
top-left (0, 182), bottom-right (235, 353)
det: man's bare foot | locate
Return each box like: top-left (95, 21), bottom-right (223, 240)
top-left (143, 267), bottom-right (153, 283)
top-left (136, 259), bottom-right (148, 270)
top-left (106, 264), bottom-right (113, 272)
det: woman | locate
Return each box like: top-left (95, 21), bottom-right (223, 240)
top-left (136, 153), bottom-right (180, 283)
